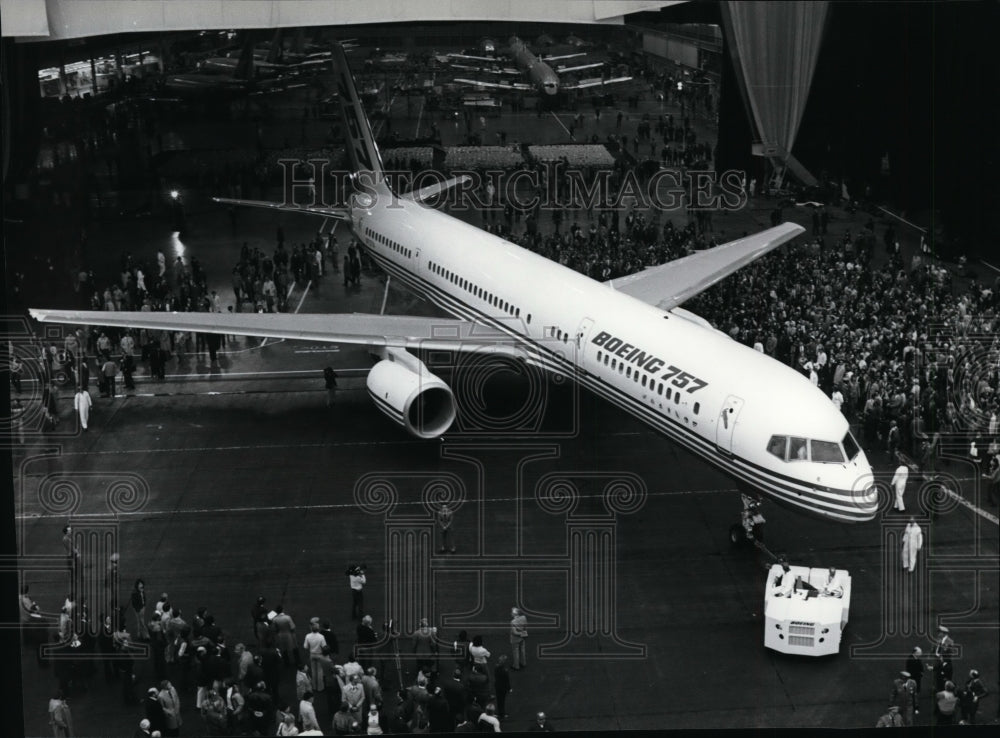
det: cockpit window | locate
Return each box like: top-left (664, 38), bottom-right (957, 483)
top-left (788, 437), bottom-right (808, 461)
top-left (842, 432), bottom-right (860, 461)
top-left (767, 435), bottom-right (787, 460)
top-left (811, 440), bottom-right (846, 464)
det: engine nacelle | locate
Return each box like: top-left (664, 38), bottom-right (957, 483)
top-left (366, 354), bottom-right (457, 439)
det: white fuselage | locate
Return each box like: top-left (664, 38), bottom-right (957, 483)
top-left (352, 191), bottom-right (877, 523)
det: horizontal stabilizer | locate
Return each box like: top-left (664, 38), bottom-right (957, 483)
top-left (405, 175), bottom-right (472, 204)
top-left (212, 197), bottom-right (349, 221)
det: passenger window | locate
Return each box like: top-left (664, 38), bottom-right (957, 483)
top-left (767, 435), bottom-right (787, 460)
top-left (693, 402), bottom-right (700, 415)
top-left (641, 375), bottom-right (647, 387)
top-left (789, 437), bottom-right (808, 461)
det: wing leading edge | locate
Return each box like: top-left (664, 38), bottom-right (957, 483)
top-left (606, 222), bottom-right (805, 311)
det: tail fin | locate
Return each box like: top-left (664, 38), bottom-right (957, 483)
top-left (233, 38), bottom-right (256, 81)
top-left (331, 44), bottom-right (387, 190)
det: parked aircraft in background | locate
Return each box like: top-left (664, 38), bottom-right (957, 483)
top-left (449, 35), bottom-right (630, 96)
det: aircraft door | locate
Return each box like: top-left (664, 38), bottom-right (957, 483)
top-left (716, 395), bottom-right (745, 455)
top-left (575, 317), bottom-right (595, 355)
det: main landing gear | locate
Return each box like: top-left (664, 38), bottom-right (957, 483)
top-left (729, 492), bottom-right (766, 547)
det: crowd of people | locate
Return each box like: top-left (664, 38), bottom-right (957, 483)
top-left (878, 627), bottom-right (990, 726)
top-left (22, 570), bottom-right (551, 736)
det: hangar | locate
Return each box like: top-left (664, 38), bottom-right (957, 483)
top-left (2, 1), bottom-right (997, 734)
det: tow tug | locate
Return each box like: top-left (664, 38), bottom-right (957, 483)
top-left (763, 561), bottom-right (852, 656)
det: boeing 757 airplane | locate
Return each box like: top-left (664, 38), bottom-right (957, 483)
top-left (31, 45), bottom-right (877, 526)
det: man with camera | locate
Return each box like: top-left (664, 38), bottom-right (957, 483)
top-left (347, 565), bottom-right (367, 621)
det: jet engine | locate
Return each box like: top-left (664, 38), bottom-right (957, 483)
top-left (366, 349), bottom-right (457, 439)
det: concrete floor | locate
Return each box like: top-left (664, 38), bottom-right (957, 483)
top-left (6, 60), bottom-right (999, 736)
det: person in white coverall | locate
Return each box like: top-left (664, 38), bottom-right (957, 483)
top-left (901, 519), bottom-right (923, 572)
top-left (892, 462), bottom-right (910, 512)
top-left (74, 388), bottom-right (92, 430)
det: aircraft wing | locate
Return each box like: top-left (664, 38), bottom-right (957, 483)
top-left (606, 223), bottom-right (804, 311)
top-left (27, 310), bottom-right (525, 354)
top-left (555, 62), bottom-right (604, 74)
top-left (541, 52), bottom-right (586, 62)
top-left (562, 75), bottom-right (633, 90)
top-left (454, 77), bottom-right (531, 91)
top-left (448, 52), bottom-right (503, 63)
top-left (450, 63), bottom-right (518, 75)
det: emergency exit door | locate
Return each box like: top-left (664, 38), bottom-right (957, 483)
top-left (716, 395), bottom-right (745, 455)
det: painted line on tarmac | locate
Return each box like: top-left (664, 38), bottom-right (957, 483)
top-left (131, 387), bottom-right (360, 398)
top-left (48, 437), bottom-right (421, 458)
top-left (15, 486), bottom-right (740, 520)
top-left (414, 95), bottom-right (426, 138)
top-left (549, 111), bottom-right (572, 139)
top-left (294, 279), bottom-right (312, 312)
top-left (942, 484), bottom-right (999, 525)
top-left (981, 259), bottom-right (1000, 275)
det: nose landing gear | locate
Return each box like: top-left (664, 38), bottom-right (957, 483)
top-left (729, 492), bottom-right (766, 546)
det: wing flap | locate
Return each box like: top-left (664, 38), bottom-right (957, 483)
top-left (607, 222), bottom-right (805, 310)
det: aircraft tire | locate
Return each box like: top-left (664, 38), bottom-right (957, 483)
top-left (728, 524), bottom-right (744, 546)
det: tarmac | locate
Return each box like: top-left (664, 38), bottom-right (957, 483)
top-left (5, 60), bottom-right (999, 734)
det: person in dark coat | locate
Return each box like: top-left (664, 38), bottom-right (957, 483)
top-left (934, 651), bottom-right (954, 692)
top-left (493, 655), bottom-right (512, 719)
top-left (121, 352), bottom-right (135, 389)
top-left (144, 686), bottom-right (166, 734)
top-left (440, 667), bottom-right (467, 722)
top-left (905, 646), bottom-right (926, 710)
top-left (464, 664), bottom-right (490, 709)
top-left (427, 686), bottom-right (453, 733)
top-left (260, 634), bottom-right (283, 703)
